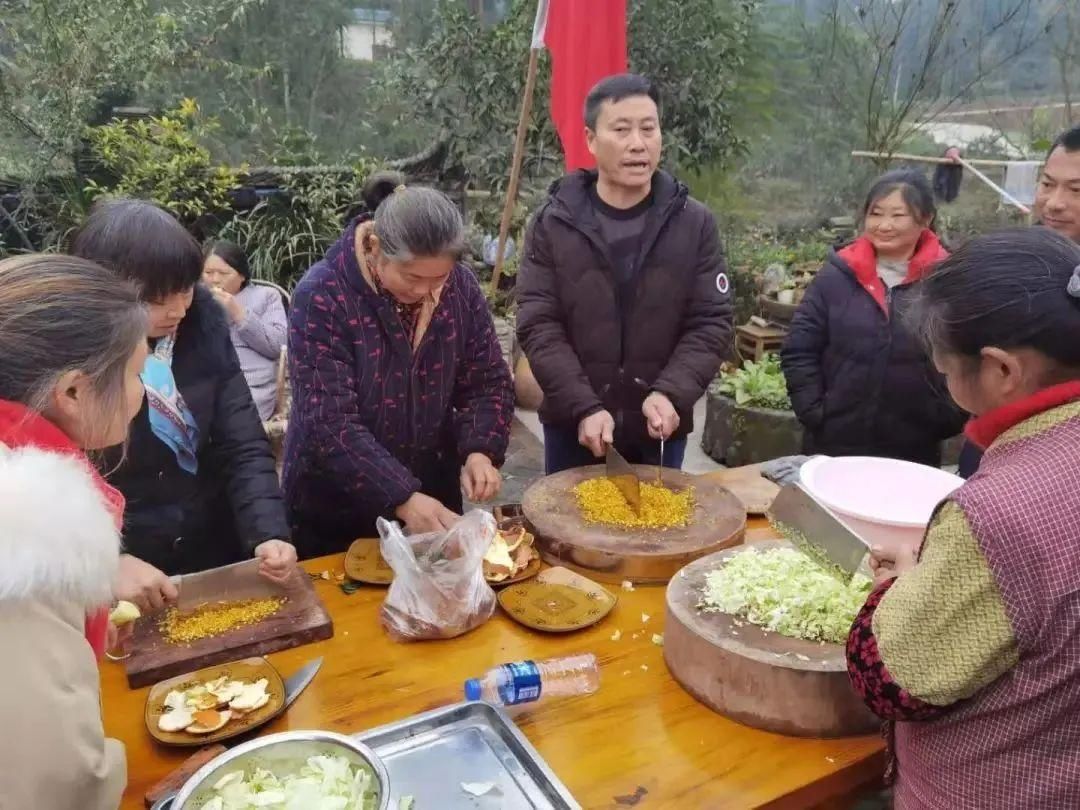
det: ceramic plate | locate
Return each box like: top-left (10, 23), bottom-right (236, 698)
top-left (498, 566), bottom-right (617, 633)
top-left (145, 656), bottom-right (286, 747)
top-left (344, 538), bottom-right (395, 586)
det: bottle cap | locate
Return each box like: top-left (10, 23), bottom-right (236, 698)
top-left (464, 678), bottom-right (481, 701)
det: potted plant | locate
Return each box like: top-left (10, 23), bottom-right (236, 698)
top-left (776, 279), bottom-right (797, 306)
top-left (702, 354), bottom-right (804, 467)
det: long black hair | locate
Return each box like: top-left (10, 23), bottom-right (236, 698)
top-left (908, 227), bottom-right (1080, 371)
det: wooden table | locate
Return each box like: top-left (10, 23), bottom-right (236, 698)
top-left (102, 521), bottom-right (884, 810)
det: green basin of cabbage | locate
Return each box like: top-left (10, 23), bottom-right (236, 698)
top-left (699, 547), bottom-right (871, 644)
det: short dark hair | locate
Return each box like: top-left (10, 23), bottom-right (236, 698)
top-left (1048, 124), bottom-right (1080, 158)
top-left (584, 73), bottom-right (660, 130)
top-left (206, 240), bottom-right (251, 286)
top-left (861, 169), bottom-right (937, 229)
top-left (70, 199), bottom-right (203, 302)
top-left (908, 227), bottom-right (1080, 371)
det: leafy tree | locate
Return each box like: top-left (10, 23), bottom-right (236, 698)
top-left (0, 0), bottom-right (256, 175)
top-left (377, 0), bottom-right (762, 190)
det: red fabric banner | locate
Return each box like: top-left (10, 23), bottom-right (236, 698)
top-left (539, 0), bottom-right (628, 172)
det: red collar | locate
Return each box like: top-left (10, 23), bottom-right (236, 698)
top-left (837, 230), bottom-right (948, 315)
top-left (0, 399), bottom-right (125, 524)
top-left (965, 381), bottom-right (1080, 449)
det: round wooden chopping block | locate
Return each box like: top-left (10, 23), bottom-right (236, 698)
top-left (664, 541), bottom-right (878, 738)
top-left (522, 464), bottom-right (745, 585)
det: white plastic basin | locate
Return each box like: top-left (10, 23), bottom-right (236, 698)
top-left (799, 455), bottom-right (963, 554)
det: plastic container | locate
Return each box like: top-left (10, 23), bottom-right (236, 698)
top-left (464, 653), bottom-right (600, 707)
top-left (800, 455), bottom-right (963, 554)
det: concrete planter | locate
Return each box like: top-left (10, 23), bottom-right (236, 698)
top-left (702, 385), bottom-right (804, 467)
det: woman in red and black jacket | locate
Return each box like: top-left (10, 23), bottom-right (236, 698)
top-left (781, 170), bottom-right (966, 466)
top-left (283, 172), bottom-right (514, 558)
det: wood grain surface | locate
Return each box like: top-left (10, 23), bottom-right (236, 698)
top-left (665, 540), bottom-right (878, 738)
top-left (522, 464), bottom-right (747, 584)
top-left (103, 520), bottom-right (884, 810)
top-left (124, 569), bottom-right (333, 688)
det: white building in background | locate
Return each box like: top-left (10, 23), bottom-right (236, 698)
top-left (341, 8), bottom-right (394, 62)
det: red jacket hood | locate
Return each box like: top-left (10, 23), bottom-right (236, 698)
top-left (835, 230), bottom-right (948, 315)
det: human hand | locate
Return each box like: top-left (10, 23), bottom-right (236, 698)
top-left (578, 409), bottom-right (615, 458)
top-left (868, 544), bottom-right (918, 585)
top-left (113, 554), bottom-right (178, 613)
top-left (461, 453), bottom-right (501, 502)
top-left (642, 392), bottom-right (679, 440)
top-left (254, 539), bottom-right (298, 584)
top-left (395, 492), bottom-right (460, 534)
top-left (106, 620), bottom-right (135, 655)
top-left (210, 285), bottom-right (245, 324)
top-left (944, 146), bottom-right (962, 164)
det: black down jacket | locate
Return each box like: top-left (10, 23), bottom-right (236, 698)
top-left (101, 285), bottom-right (290, 574)
top-left (780, 233), bottom-right (966, 466)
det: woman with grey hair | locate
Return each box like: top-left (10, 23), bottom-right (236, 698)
top-left (283, 171), bottom-right (514, 556)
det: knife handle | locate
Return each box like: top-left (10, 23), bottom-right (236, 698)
top-left (144, 744), bottom-right (225, 808)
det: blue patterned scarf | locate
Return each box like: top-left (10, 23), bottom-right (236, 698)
top-left (142, 335), bottom-right (199, 474)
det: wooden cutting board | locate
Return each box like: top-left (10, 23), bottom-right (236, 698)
top-left (702, 464), bottom-right (780, 515)
top-left (124, 570), bottom-right (333, 689)
top-left (522, 465), bottom-right (746, 585)
top-left (664, 541), bottom-right (877, 738)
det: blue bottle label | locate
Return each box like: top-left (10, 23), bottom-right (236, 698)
top-left (496, 660), bottom-right (543, 705)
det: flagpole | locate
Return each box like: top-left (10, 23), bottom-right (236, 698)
top-left (490, 2), bottom-right (545, 296)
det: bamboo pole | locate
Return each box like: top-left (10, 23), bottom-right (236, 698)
top-left (850, 150), bottom-right (1033, 168)
top-left (956, 158), bottom-right (1031, 215)
top-left (851, 150), bottom-right (1036, 215)
top-left (490, 45), bottom-right (540, 295)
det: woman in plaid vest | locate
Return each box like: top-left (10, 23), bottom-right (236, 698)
top-left (847, 227), bottom-right (1080, 809)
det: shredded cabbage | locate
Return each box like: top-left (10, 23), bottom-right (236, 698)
top-left (699, 547), bottom-right (871, 644)
top-left (198, 753), bottom-right (379, 810)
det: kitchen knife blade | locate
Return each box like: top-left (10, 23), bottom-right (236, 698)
top-left (282, 657), bottom-right (322, 709)
top-left (605, 444), bottom-right (641, 515)
top-left (173, 558), bottom-right (280, 611)
top-left (768, 483), bottom-right (870, 579)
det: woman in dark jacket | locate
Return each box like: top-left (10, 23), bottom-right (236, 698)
top-left (781, 170), bottom-right (966, 466)
top-left (71, 200), bottom-right (296, 611)
top-left (283, 172), bottom-right (514, 557)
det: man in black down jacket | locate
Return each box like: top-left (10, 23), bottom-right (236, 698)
top-left (72, 200), bottom-right (294, 610)
top-left (517, 74), bottom-right (734, 473)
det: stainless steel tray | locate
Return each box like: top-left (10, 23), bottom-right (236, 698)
top-left (355, 701), bottom-right (581, 809)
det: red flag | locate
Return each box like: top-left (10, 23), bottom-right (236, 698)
top-left (533, 0), bottom-right (628, 172)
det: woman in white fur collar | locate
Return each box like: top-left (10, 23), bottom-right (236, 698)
top-left (0, 255), bottom-right (149, 810)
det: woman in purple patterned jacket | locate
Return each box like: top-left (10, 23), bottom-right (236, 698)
top-left (283, 172), bottom-right (514, 557)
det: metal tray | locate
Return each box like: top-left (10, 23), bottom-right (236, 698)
top-left (355, 701), bottom-right (581, 809)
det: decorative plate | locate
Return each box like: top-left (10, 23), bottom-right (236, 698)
top-left (344, 538), bottom-right (395, 586)
top-left (498, 567), bottom-right (617, 633)
top-left (144, 657), bottom-right (285, 747)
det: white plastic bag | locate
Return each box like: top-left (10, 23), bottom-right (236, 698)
top-left (376, 509), bottom-right (498, 642)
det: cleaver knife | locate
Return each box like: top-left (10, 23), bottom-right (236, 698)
top-left (605, 443), bottom-right (641, 515)
top-left (169, 559), bottom-right (283, 611)
top-left (768, 483), bottom-right (870, 579)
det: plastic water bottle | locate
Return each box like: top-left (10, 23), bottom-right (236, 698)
top-left (464, 653), bottom-right (600, 707)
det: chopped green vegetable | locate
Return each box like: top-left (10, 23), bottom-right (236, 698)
top-left (398, 798), bottom-right (416, 810)
top-left (198, 753), bottom-right (379, 810)
top-left (699, 547), bottom-right (871, 644)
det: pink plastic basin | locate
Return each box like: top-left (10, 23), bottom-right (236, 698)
top-left (799, 456), bottom-right (963, 554)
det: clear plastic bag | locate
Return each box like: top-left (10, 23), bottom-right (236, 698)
top-left (376, 509), bottom-right (498, 642)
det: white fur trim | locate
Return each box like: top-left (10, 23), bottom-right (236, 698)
top-left (0, 446), bottom-right (120, 607)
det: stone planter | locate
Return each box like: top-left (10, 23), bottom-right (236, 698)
top-left (702, 385), bottom-right (804, 467)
